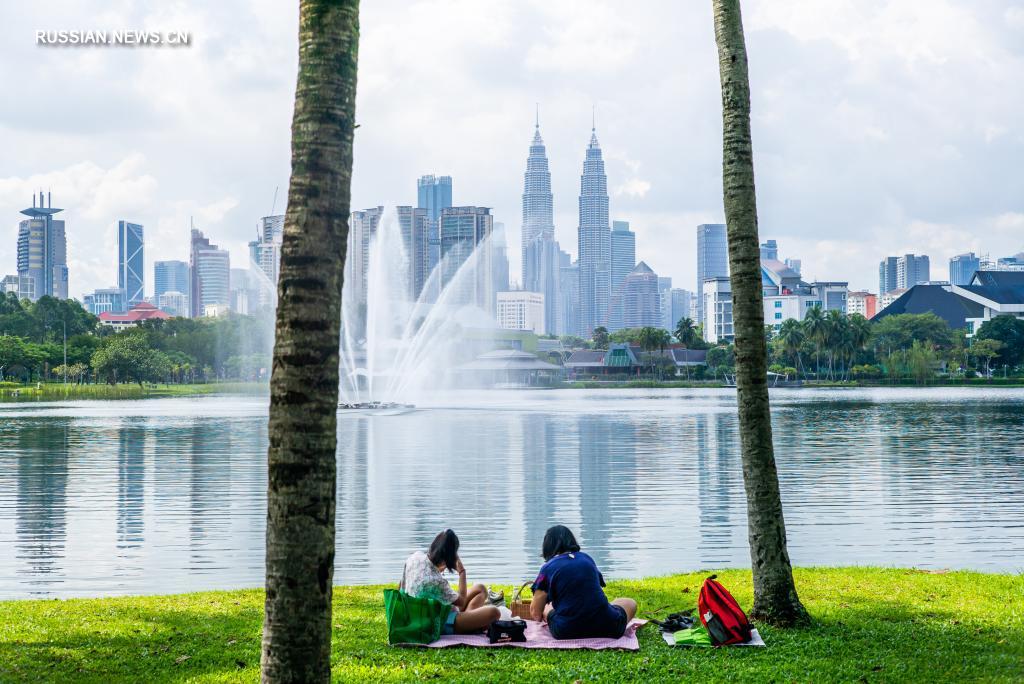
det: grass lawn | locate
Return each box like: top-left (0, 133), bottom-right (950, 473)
top-left (1, 568), bottom-right (1021, 683)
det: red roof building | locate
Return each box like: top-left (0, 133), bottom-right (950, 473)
top-left (98, 301), bottom-right (172, 329)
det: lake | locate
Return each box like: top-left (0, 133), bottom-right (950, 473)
top-left (1, 388), bottom-right (1022, 599)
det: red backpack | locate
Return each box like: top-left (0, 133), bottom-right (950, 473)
top-left (698, 575), bottom-right (752, 645)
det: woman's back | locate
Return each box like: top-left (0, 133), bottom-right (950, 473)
top-left (533, 551), bottom-right (610, 625)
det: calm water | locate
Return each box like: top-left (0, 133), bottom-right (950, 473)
top-left (1, 388), bottom-right (1022, 599)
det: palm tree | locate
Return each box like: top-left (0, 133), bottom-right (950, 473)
top-left (261, 1), bottom-right (359, 681)
top-left (674, 317), bottom-right (698, 347)
top-left (823, 309), bottom-right (847, 380)
top-left (712, 0), bottom-right (807, 625)
top-left (777, 319), bottom-right (805, 378)
top-left (802, 306), bottom-right (827, 379)
top-left (846, 314), bottom-right (872, 379)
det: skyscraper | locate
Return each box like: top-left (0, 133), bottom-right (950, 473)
top-left (617, 262), bottom-right (661, 329)
top-left (558, 250), bottom-right (579, 337)
top-left (577, 126), bottom-right (611, 336)
top-left (878, 256), bottom-right (898, 294)
top-left (439, 206), bottom-right (494, 311)
top-left (896, 254), bottom-right (929, 288)
top-left (657, 276), bottom-right (673, 330)
top-left (418, 175), bottom-right (452, 282)
top-left (491, 222), bottom-right (510, 306)
top-left (521, 115), bottom-right (561, 333)
top-left (17, 192), bottom-right (68, 301)
top-left (949, 253), bottom-right (980, 286)
top-left (189, 228), bottom-right (230, 317)
top-left (396, 206), bottom-right (432, 300)
top-left (117, 221), bottom-right (145, 306)
top-left (416, 175), bottom-right (452, 222)
top-left (696, 223), bottom-right (728, 324)
top-left (610, 220), bottom-right (636, 296)
top-left (348, 206), bottom-right (383, 305)
top-left (154, 260), bottom-right (189, 299)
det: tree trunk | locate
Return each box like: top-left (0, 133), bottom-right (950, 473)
top-left (261, 1), bottom-right (359, 682)
top-left (711, 0), bottom-right (807, 626)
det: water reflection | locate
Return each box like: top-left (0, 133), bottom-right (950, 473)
top-left (0, 389), bottom-right (1022, 599)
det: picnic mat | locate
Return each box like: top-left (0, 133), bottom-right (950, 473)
top-left (412, 619), bottom-right (647, 650)
top-left (660, 627), bottom-right (766, 647)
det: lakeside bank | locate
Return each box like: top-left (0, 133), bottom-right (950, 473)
top-left (1, 568), bottom-right (1020, 683)
top-left (0, 382), bottom-right (269, 402)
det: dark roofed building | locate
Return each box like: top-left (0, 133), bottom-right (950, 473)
top-left (952, 271), bottom-right (1024, 336)
top-left (873, 284), bottom-right (983, 329)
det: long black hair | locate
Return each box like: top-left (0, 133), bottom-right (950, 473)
top-left (428, 529), bottom-right (460, 572)
top-left (542, 525), bottom-right (581, 561)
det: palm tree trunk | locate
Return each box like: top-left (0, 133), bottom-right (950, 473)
top-left (712, 0), bottom-right (807, 626)
top-left (261, 1), bottom-right (359, 681)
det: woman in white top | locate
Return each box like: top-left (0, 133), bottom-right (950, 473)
top-left (400, 529), bottom-right (499, 635)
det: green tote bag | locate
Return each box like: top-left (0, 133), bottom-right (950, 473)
top-left (383, 589), bottom-right (452, 645)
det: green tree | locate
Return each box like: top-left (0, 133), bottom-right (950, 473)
top-left (872, 313), bottom-right (953, 353)
top-left (591, 326), bottom-right (610, 350)
top-left (91, 335), bottom-right (172, 386)
top-left (975, 316), bottom-right (1024, 369)
top-left (674, 317), bottom-right (700, 347)
top-left (802, 306), bottom-right (827, 378)
top-left (262, 1), bottom-right (360, 680)
top-left (712, 0), bottom-right (806, 625)
top-left (969, 338), bottom-right (1003, 377)
top-left (776, 318), bottom-right (805, 378)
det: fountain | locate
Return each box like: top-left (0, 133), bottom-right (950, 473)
top-left (338, 207), bottom-right (502, 408)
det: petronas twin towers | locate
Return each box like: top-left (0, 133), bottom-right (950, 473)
top-left (521, 112), bottom-right (611, 337)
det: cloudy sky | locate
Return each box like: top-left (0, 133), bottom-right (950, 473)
top-left (1, 0), bottom-right (1022, 300)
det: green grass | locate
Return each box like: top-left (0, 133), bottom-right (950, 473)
top-left (1, 568), bottom-right (1021, 682)
top-left (0, 382), bottom-right (268, 402)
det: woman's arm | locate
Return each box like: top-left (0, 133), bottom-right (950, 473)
top-left (530, 590), bottom-right (548, 622)
top-left (454, 557), bottom-right (469, 610)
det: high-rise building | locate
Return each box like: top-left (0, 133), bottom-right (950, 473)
top-left (154, 260), bottom-right (189, 300)
top-left (1, 274), bottom-right (34, 300)
top-left (248, 215), bottom-right (284, 306)
top-left (117, 221), bottom-right (145, 306)
top-left (523, 238), bottom-right (560, 333)
top-left (880, 253), bottom-right (929, 293)
top-left (610, 220), bottom-right (636, 297)
top-left (83, 287), bottom-right (126, 315)
top-left (657, 276), bottom-right (673, 330)
top-left (520, 117), bottom-right (561, 333)
top-left (417, 175), bottom-right (452, 280)
top-left (670, 288), bottom-right (692, 328)
top-left (491, 222), bottom-right (511, 308)
top-left (496, 291), bottom-right (545, 334)
top-left (417, 175), bottom-right (453, 222)
top-left (949, 253), bottom-right (980, 286)
top-left (577, 126), bottom-right (611, 336)
top-left (348, 206), bottom-right (383, 305)
top-left (396, 206), bottom-right (432, 300)
top-left (189, 228), bottom-right (230, 318)
top-left (615, 262), bottom-right (661, 329)
top-left (696, 223), bottom-right (728, 324)
top-left (558, 250), bottom-right (579, 337)
top-left (156, 291), bottom-right (188, 318)
top-left (439, 206), bottom-right (494, 311)
top-left (17, 192), bottom-right (68, 301)
top-left (760, 239), bottom-right (778, 261)
top-left (702, 276), bottom-right (733, 343)
top-left (896, 254), bottom-right (930, 290)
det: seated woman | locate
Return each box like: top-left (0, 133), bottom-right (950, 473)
top-left (400, 529), bottom-right (499, 635)
top-left (529, 525), bottom-right (637, 639)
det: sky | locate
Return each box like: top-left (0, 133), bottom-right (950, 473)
top-left (1, 0), bottom-right (1022, 301)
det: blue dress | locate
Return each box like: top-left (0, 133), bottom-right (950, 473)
top-left (531, 551), bottom-right (628, 639)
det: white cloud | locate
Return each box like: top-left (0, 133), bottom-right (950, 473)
top-left (0, 0), bottom-right (1022, 302)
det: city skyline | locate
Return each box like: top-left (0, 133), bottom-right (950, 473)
top-left (2, 1), bottom-right (1023, 301)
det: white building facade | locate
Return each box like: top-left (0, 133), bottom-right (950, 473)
top-left (496, 291), bottom-right (546, 334)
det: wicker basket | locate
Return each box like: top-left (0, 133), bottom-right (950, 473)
top-left (510, 582), bottom-right (533, 619)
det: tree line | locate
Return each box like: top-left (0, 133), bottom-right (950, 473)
top-left (0, 292), bottom-right (273, 385)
